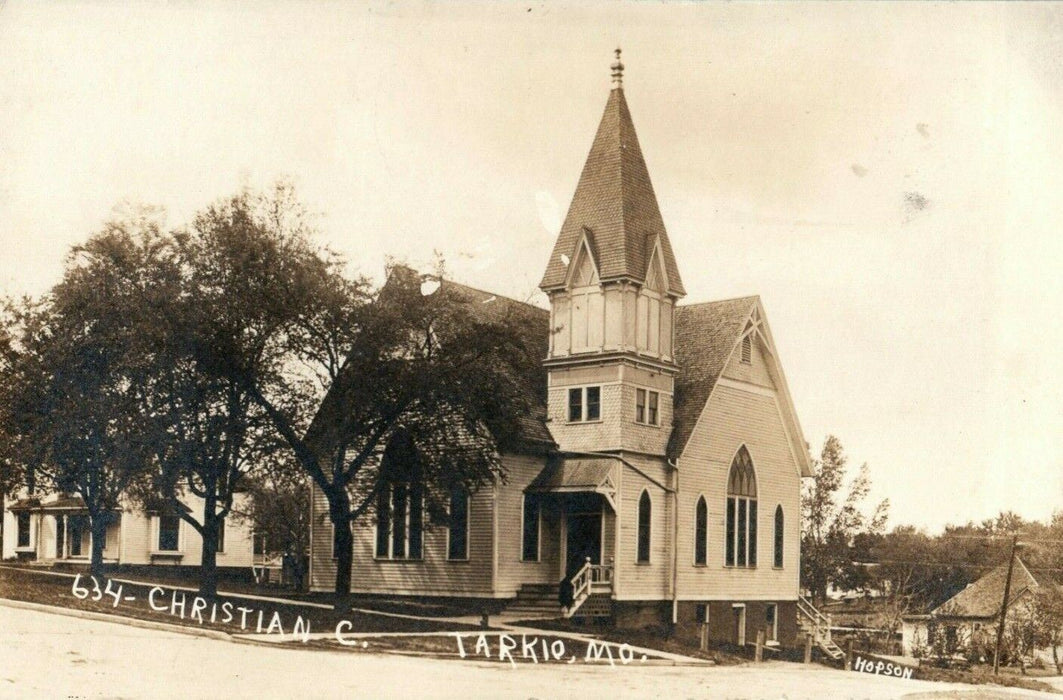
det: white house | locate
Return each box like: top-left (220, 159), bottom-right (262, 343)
top-left (2, 491), bottom-right (254, 570)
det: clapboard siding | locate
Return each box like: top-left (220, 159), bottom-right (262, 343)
top-left (310, 465), bottom-right (501, 596)
top-left (675, 383), bottom-right (801, 600)
top-left (495, 454), bottom-right (562, 594)
top-left (614, 454), bottom-right (673, 599)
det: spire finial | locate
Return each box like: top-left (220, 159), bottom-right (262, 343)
top-left (611, 47), bottom-right (624, 88)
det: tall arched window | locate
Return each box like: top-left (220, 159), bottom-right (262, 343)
top-left (725, 446), bottom-right (757, 567)
top-left (694, 496), bottom-right (708, 565)
top-left (376, 431), bottom-right (424, 560)
top-left (773, 505), bottom-right (784, 568)
top-left (637, 490), bottom-right (651, 563)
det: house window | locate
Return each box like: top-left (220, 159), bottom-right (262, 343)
top-left (766, 603), bottom-right (778, 642)
top-left (216, 520), bottom-right (225, 554)
top-left (522, 494), bottom-right (541, 562)
top-left (447, 486), bottom-right (469, 561)
top-left (741, 335), bottom-right (752, 364)
top-left (16, 512), bottom-right (30, 548)
top-left (637, 490), bottom-right (651, 563)
top-left (636, 389), bottom-right (660, 426)
top-left (69, 515), bottom-right (86, 557)
top-left (376, 482), bottom-right (423, 560)
top-left (695, 603), bottom-right (709, 624)
top-left (773, 506), bottom-right (784, 568)
top-left (725, 446), bottom-right (757, 567)
top-left (158, 515), bottom-right (180, 552)
top-left (694, 496), bottom-right (708, 565)
top-left (567, 386), bottom-right (601, 422)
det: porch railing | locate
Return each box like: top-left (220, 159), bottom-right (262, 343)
top-left (564, 557), bottom-right (613, 618)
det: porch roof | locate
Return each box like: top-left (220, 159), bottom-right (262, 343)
top-left (526, 455), bottom-right (619, 504)
top-left (8, 495), bottom-right (88, 513)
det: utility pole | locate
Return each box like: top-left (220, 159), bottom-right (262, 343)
top-left (993, 534), bottom-right (1021, 675)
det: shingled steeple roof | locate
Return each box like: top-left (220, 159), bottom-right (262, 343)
top-left (539, 54), bottom-right (686, 296)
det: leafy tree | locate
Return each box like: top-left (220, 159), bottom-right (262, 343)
top-left (239, 454), bottom-right (310, 587)
top-left (1030, 587), bottom-right (1063, 674)
top-left (801, 435), bottom-right (889, 603)
top-left (0, 218), bottom-right (173, 579)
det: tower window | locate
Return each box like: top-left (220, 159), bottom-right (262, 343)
top-left (635, 389), bottom-right (660, 426)
top-left (741, 335), bottom-right (752, 364)
top-left (567, 386), bottom-right (601, 422)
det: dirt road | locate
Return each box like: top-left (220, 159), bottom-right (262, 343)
top-left (0, 605), bottom-right (1047, 699)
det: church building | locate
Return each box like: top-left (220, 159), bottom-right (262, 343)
top-left (308, 52), bottom-right (814, 648)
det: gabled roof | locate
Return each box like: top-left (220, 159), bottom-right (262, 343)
top-left (932, 558), bottom-right (1057, 619)
top-left (668, 296), bottom-right (759, 457)
top-left (305, 267), bottom-right (555, 454)
top-left (433, 277), bottom-right (554, 447)
top-left (539, 87), bottom-right (685, 296)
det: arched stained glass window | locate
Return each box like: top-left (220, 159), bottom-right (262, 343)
top-left (725, 446), bottom-right (757, 568)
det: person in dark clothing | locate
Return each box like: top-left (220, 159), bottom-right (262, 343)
top-left (558, 577), bottom-right (574, 609)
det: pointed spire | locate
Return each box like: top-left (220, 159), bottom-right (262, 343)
top-left (611, 47), bottom-right (624, 89)
top-left (540, 72), bottom-right (685, 296)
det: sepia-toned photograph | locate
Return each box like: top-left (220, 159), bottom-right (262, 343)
top-left (0, 2), bottom-right (1061, 698)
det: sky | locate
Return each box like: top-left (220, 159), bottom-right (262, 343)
top-left (1, 1), bottom-right (1061, 532)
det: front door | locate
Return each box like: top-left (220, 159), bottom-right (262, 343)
top-left (564, 494), bottom-right (602, 578)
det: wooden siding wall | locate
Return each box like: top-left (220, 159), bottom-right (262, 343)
top-left (674, 345), bottom-right (802, 602)
top-left (119, 493), bottom-right (254, 568)
top-left (309, 467), bottom-right (500, 597)
top-left (495, 455), bottom-right (562, 594)
top-left (614, 453), bottom-right (673, 600)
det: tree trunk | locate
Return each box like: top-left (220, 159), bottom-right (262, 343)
top-left (89, 512), bottom-right (108, 581)
top-left (328, 488), bottom-right (353, 611)
top-left (199, 501), bottom-right (220, 598)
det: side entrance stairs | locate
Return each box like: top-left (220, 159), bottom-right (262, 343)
top-left (797, 596), bottom-right (844, 660)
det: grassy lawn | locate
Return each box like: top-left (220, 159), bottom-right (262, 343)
top-left (0, 565), bottom-right (484, 639)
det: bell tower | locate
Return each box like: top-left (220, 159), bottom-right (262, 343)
top-left (539, 50), bottom-right (685, 457)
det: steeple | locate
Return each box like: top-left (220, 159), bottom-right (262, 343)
top-left (538, 53), bottom-right (683, 458)
top-left (539, 52), bottom-right (685, 297)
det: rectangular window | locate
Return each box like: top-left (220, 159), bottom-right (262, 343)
top-left (725, 498), bottom-right (736, 566)
top-left (158, 515), bottom-right (180, 552)
top-left (375, 487), bottom-right (390, 558)
top-left (741, 335), bottom-right (752, 364)
top-left (695, 603), bottom-right (709, 624)
top-left (16, 512), bottom-right (30, 548)
top-left (392, 483), bottom-right (408, 558)
top-left (521, 494), bottom-right (541, 562)
top-left (568, 387), bottom-right (583, 422)
top-left (409, 484), bottom-right (423, 560)
top-left (736, 499), bottom-right (748, 567)
top-left (568, 386), bottom-right (601, 422)
top-left (69, 516), bottom-right (86, 557)
top-left (376, 483), bottom-right (424, 560)
top-left (216, 520), bottom-right (225, 553)
top-left (585, 386), bottom-right (600, 421)
top-left (447, 487), bottom-right (469, 561)
top-left (748, 500), bottom-right (757, 567)
top-left (635, 389), bottom-right (660, 425)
